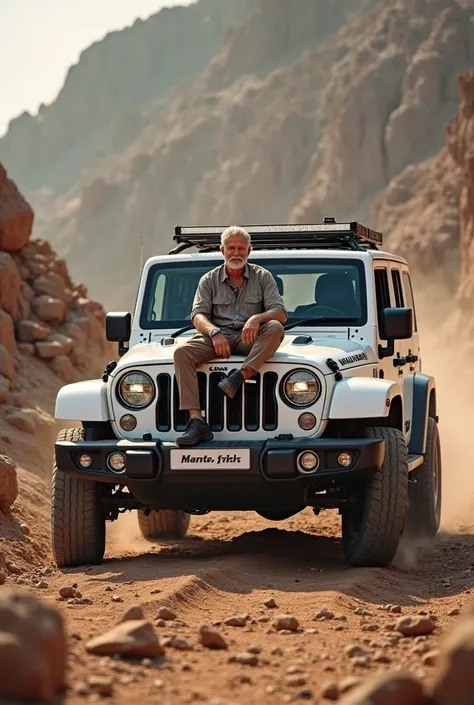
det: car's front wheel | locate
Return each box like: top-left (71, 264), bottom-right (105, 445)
top-left (341, 426), bottom-right (408, 567)
top-left (137, 509), bottom-right (190, 539)
top-left (51, 428), bottom-right (106, 568)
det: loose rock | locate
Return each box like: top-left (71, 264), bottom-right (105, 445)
top-left (85, 620), bottom-right (164, 658)
top-left (264, 597), bottom-right (278, 609)
top-left (118, 605), bottom-right (145, 623)
top-left (224, 614), bottom-right (249, 627)
top-left (396, 615), bottom-right (436, 637)
top-left (156, 606), bottom-right (177, 621)
top-left (273, 614), bottom-right (300, 632)
top-left (199, 625), bottom-right (228, 650)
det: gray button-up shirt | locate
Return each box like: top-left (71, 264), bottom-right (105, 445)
top-left (191, 263), bottom-right (287, 330)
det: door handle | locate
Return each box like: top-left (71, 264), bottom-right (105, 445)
top-left (406, 354), bottom-right (418, 363)
top-left (393, 357), bottom-right (407, 367)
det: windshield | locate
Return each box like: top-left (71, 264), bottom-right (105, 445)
top-left (139, 258), bottom-right (367, 329)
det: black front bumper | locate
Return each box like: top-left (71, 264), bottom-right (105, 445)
top-left (54, 436), bottom-right (385, 511)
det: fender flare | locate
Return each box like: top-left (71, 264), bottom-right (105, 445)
top-left (328, 377), bottom-right (403, 421)
top-left (55, 379), bottom-right (111, 422)
top-left (408, 373), bottom-right (436, 455)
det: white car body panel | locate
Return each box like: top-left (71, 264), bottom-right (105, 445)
top-left (55, 380), bottom-right (111, 422)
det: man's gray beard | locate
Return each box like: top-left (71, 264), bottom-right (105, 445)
top-left (227, 258), bottom-right (245, 270)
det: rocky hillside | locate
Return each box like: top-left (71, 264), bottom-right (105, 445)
top-left (22, 0), bottom-right (473, 312)
top-left (0, 0), bottom-right (256, 194)
top-left (0, 161), bottom-right (112, 473)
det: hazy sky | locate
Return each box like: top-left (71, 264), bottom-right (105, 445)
top-left (0, 0), bottom-right (193, 137)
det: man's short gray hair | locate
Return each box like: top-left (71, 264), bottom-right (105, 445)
top-left (221, 225), bottom-right (251, 247)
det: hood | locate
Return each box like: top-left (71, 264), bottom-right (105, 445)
top-left (111, 333), bottom-right (376, 377)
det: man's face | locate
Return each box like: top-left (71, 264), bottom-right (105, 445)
top-left (221, 236), bottom-right (251, 271)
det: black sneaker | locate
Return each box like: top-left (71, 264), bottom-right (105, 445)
top-left (175, 418), bottom-right (214, 447)
top-left (218, 370), bottom-right (244, 399)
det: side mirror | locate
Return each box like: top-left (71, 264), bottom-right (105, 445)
top-left (105, 312), bottom-right (131, 356)
top-left (382, 307), bottom-right (413, 340)
top-left (379, 308), bottom-right (412, 359)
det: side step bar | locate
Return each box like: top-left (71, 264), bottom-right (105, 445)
top-left (408, 453), bottom-right (423, 472)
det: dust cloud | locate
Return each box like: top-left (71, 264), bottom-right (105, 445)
top-left (416, 285), bottom-right (474, 532)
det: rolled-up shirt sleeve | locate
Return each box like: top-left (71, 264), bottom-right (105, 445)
top-left (190, 274), bottom-right (213, 320)
top-left (262, 271), bottom-right (287, 314)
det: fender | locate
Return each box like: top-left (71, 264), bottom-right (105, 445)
top-left (329, 377), bottom-right (403, 420)
top-left (408, 373), bottom-right (436, 455)
top-left (55, 379), bottom-right (111, 422)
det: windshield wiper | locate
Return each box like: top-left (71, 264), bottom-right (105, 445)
top-left (283, 317), bottom-right (358, 332)
top-left (171, 325), bottom-right (195, 338)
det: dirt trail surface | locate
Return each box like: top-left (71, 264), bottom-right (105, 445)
top-left (3, 504), bottom-right (473, 704)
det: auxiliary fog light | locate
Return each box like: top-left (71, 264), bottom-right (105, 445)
top-left (337, 452), bottom-right (353, 468)
top-left (297, 451), bottom-right (320, 473)
top-left (298, 412), bottom-right (317, 431)
top-left (107, 452), bottom-right (126, 474)
top-left (120, 414), bottom-right (137, 431)
top-left (78, 453), bottom-right (93, 469)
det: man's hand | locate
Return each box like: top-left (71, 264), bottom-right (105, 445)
top-left (211, 333), bottom-right (231, 358)
top-left (241, 315), bottom-right (261, 345)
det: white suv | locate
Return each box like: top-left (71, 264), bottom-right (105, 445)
top-left (51, 220), bottom-right (442, 568)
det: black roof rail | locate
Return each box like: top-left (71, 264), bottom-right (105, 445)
top-left (168, 218), bottom-right (383, 254)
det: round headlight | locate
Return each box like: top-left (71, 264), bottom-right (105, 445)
top-left (282, 370), bottom-right (320, 407)
top-left (118, 371), bottom-right (155, 409)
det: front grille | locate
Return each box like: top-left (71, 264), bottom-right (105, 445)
top-left (155, 371), bottom-right (278, 433)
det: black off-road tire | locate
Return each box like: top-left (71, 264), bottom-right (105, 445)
top-left (137, 509), bottom-right (190, 539)
top-left (342, 427), bottom-right (408, 567)
top-left (51, 428), bottom-right (106, 568)
top-left (406, 417), bottom-right (442, 537)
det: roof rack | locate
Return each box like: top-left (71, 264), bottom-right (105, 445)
top-left (169, 218), bottom-right (383, 254)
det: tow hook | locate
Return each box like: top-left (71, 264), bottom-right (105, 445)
top-left (326, 358), bottom-right (342, 381)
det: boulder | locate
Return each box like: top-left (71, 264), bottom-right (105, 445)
top-left (16, 320), bottom-right (50, 343)
top-left (0, 345), bottom-right (15, 380)
top-left (0, 165), bottom-right (34, 252)
top-left (35, 341), bottom-right (64, 360)
top-left (8, 410), bottom-right (36, 435)
top-left (431, 616), bottom-right (474, 705)
top-left (17, 343), bottom-right (35, 356)
top-left (0, 252), bottom-right (21, 320)
top-left (47, 333), bottom-right (74, 354)
top-left (0, 454), bottom-right (18, 511)
top-left (0, 375), bottom-right (10, 403)
top-left (339, 672), bottom-right (425, 705)
top-left (51, 355), bottom-right (75, 382)
top-left (0, 588), bottom-right (67, 701)
top-left (0, 310), bottom-right (16, 356)
top-left (33, 273), bottom-right (73, 304)
top-left (32, 295), bottom-right (67, 325)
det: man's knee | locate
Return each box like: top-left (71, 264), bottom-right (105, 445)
top-left (261, 320), bottom-right (284, 339)
top-left (174, 342), bottom-right (196, 368)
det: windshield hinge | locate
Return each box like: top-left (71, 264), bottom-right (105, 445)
top-left (326, 358), bottom-right (342, 381)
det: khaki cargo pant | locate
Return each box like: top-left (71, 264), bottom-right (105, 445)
top-left (174, 320), bottom-right (285, 411)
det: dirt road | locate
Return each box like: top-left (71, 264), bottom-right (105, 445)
top-left (10, 505), bottom-right (472, 704)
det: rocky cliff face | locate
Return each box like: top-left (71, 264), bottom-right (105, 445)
top-left (0, 161), bottom-right (111, 452)
top-left (447, 70), bottom-right (474, 313)
top-left (0, 0), bottom-right (255, 194)
top-left (25, 0), bottom-right (473, 312)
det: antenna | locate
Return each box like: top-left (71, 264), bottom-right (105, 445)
top-left (140, 235), bottom-right (143, 273)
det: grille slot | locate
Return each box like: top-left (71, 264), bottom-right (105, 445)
top-left (155, 371), bottom-right (279, 433)
top-left (262, 371), bottom-right (278, 431)
top-left (156, 373), bottom-right (171, 431)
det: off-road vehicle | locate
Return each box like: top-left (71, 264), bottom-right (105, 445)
top-left (51, 220), bottom-right (442, 568)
